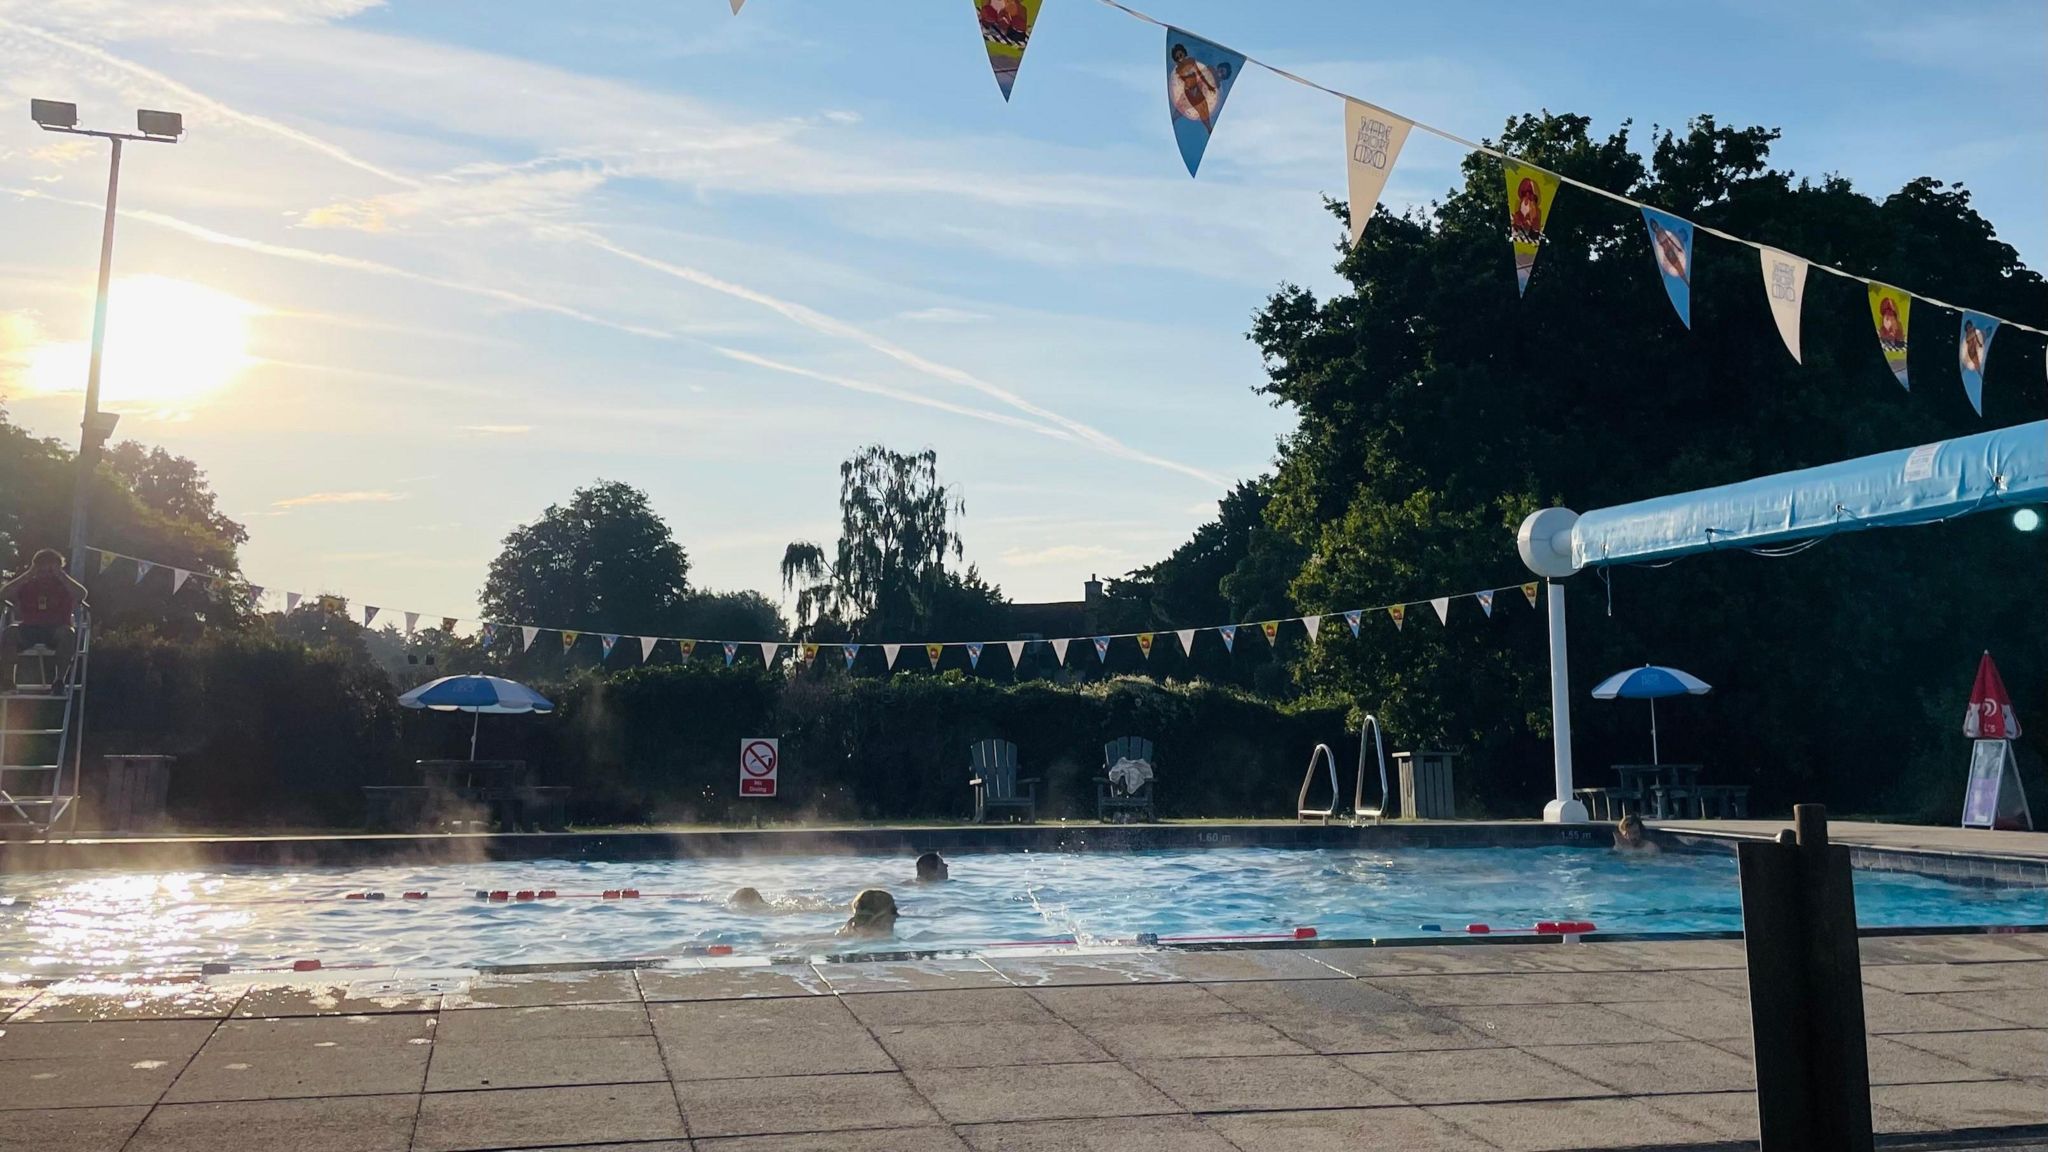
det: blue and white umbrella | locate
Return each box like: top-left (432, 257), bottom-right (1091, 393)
top-left (1590, 665), bottom-right (1711, 765)
top-left (398, 675), bottom-right (553, 761)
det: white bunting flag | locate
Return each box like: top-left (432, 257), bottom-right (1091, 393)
top-left (1430, 597), bottom-right (1451, 625)
top-left (760, 642), bottom-right (778, 667)
top-left (135, 560), bottom-right (155, 584)
top-left (1005, 640), bottom-right (1026, 667)
top-left (285, 591), bottom-right (302, 612)
top-left (404, 612), bottom-right (419, 635)
top-left (363, 605), bottom-right (380, 627)
top-left (1758, 247), bottom-right (1809, 363)
top-left (1175, 628), bottom-right (1196, 654)
top-left (521, 625), bottom-right (539, 652)
top-left (1476, 590), bottom-right (1495, 618)
top-left (883, 643), bottom-right (903, 669)
top-left (639, 635), bottom-right (658, 663)
top-left (1344, 100), bottom-right (1412, 246)
top-left (1302, 615), bottom-right (1322, 641)
top-left (1050, 637), bottom-right (1070, 664)
top-left (171, 568), bottom-right (190, 594)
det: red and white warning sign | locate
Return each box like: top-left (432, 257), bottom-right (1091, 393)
top-left (739, 737), bottom-right (779, 797)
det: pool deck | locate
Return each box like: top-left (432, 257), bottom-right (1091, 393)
top-left (4, 933), bottom-right (2047, 1151)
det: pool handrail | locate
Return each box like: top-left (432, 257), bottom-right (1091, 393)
top-left (1297, 743), bottom-right (1340, 823)
top-left (1296, 713), bottom-right (1389, 825)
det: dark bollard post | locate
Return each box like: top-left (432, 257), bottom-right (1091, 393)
top-left (1738, 803), bottom-right (1874, 1152)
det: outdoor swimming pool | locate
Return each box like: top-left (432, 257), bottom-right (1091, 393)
top-left (1, 845), bottom-right (2042, 979)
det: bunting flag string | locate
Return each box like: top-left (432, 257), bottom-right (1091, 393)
top-left (520, 625), bottom-right (539, 652)
top-left (286, 592), bottom-right (302, 612)
top-left (1344, 100), bottom-right (1411, 246)
top-left (1503, 162), bottom-right (1561, 296)
top-left (1050, 637), bottom-right (1071, 664)
top-left (1259, 620), bottom-right (1280, 646)
top-left (561, 630), bottom-right (579, 652)
top-left (98, 551), bottom-right (116, 574)
top-left (171, 568), bottom-right (191, 594)
top-left (802, 642), bottom-right (820, 665)
top-left (441, 617), bottom-right (458, 634)
top-left (883, 643), bottom-right (904, 669)
top-left (363, 605), bottom-right (379, 627)
top-left (679, 640), bottom-right (697, 661)
top-left (1005, 639), bottom-right (1026, 666)
top-left (134, 559), bottom-right (154, 583)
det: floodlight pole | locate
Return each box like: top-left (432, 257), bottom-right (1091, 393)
top-left (31, 105), bottom-right (181, 575)
top-left (1518, 507), bottom-right (1588, 824)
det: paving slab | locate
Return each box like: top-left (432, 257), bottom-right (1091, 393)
top-left (1862, 934), bottom-right (2048, 966)
top-left (232, 979), bottom-right (444, 1017)
top-left (431, 1001), bottom-right (650, 1042)
top-left (126, 1092), bottom-right (420, 1152)
top-left (1675, 967), bottom-right (1749, 995)
top-left (1864, 960), bottom-right (2048, 995)
top-left (1575, 940), bottom-right (1749, 971)
top-left (1026, 982), bottom-right (1232, 1021)
top-left (638, 963), bottom-right (831, 1001)
top-left (203, 1012), bottom-right (434, 1051)
top-left (0, 1052), bottom-right (184, 1107)
top-left (1886, 1027), bottom-right (2048, 1080)
top-left (1441, 1002), bottom-right (1686, 1047)
top-left (700, 1129), bottom-right (968, 1151)
top-left (654, 996), bottom-right (894, 1080)
top-left (1862, 988), bottom-right (2020, 1034)
top-left (1637, 1090), bottom-right (1758, 1142)
top-left (1860, 1035), bottom-right (2004, 1085)
top-left (11, 983), bottom-right (244, 1022)
top-left (1523, 1040), bottom-right (1754, 1096)
top-left (1342, 1047), bottom-right (1613, 1105)
top-left (909, 1061), bottom-right (1181, 1124)
top-left (440, 969), bottom-right (641, 1008)
top-left (984, 954), bottom-right (1183, 987)
top-left (1601, 997), bottom-right (1755, 1042)
top-left (1875, 1079), bottom-right (2048, 1131)
top-left (1932, 988), bottom-right (2048, 1028)
top-left (959, 1114), bottom-right (1239, 1151)
top-left (427, 1034), bottom-right (668, 1091)
top-left (675, 1070), bottom-right (943, 1138)
top-left (842, 988), bottom-right (1058, 1027)
top-left (0, 1017), bottom-right (216, 1062)
top-left (1149, 948), bottom-right (1344, 982)
top-left (164, 1036), bottom-right (430, 1102)
top-left (873, 1019), bottom-right (1110, 1069)
top-left (412, 1081), bottom-right (687, 1151)
top-left (1132, 1052), bottom-right (1401, 1112)
top-left (0, 1104), bottom-right (149, 1152)
top-left (813, 958), bottom-right (1009, 994)
top-left (1069, 1012), bottom-right (1308, 1060)
top-left (1201, 1105), bottom-right (1497, 1151)
top-left (1366, 970), bottom-right (1716, 1007)
top-left (1426, 1095), bottom-right (1720, 1151)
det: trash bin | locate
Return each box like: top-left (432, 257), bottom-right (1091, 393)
top-left (1394, 750), bottom-right (1457, 820)
top-left (89, 755), bottom-right (174, 832)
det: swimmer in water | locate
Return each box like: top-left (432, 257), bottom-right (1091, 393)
top-left (837, 888), bottom-right (899, 939)
top-left (915, 851), bottom-right (949, 883)
top-left (1614, 813), bottom-right (1660, 854)
top-left (726, 887), bottom-right (837, 913)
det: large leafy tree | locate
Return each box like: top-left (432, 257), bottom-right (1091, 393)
top-left (480, 480), bottom-right (692, 639)
top-left (782, 445), bottom-right (1003, 644)
top-left (1247, 112), bottom-right (2046, 814)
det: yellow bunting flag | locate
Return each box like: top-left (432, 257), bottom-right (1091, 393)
top-left (97, 550), bottom-right (115, 574)
top-left (926, 643), bottom-right (945, 668)
top-left (801, 643), bottom-right (819, 664)
top-left (1521, 582), bottom-right (1539, 607)
top-left (442, 617), bottom-right (458, 633)
top-left (973, 0), bottom-right (1041, 101)
top-left (1868, 283), bottom-right (1912, 390)
top-left (1260, 620), bottom-right (1280, 645)
top-left (1388, 604), bottom-right (1406, 631)
top-left (561, 631), bottom-right (579, 651)
top-left (1137, 632), bottom-right (1155, 658)
top-left (679, 640), bottom-right (697, 660)
top-left (1502, 161), bottom-right (1561, 295)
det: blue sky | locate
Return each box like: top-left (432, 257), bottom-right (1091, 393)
top-left (0, 0), bottom-right (2039, 625)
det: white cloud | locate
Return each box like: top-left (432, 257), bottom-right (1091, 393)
top-left (895, 306), bottom-right (989, 324)
top-left (460, 424), bottom-right (532, 436)
top-left (273, 490), bottom-right (406, 508)
top-left (999, 543), bottom-right (1128, 568)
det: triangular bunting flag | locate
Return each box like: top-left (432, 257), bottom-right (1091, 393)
top-left (441, 617), bottom-right (458, 634)
top-left (480, 623), bottom-right (498, 647)
top-left (1005, 640), bottom-right (1026, 667)
top-left (600, 634), bottom-right (618, 660)
top-left (1164, 28), bottom-right (1244, 177)
top-left (403, 612), bottom-right (419, 635)
top-left (843, 643), bottom-right (861, 670)
top-left (639, 635), bottom-right (658, 664)
top-left (974, 0), bottom-right (1041, 101)
top-left (286, 591), bottom-right (302, 612)
top-left (1429, 597), bottom-right (1451, 626)
top-left (1503, 161), bottom-right (1562, 295)
top-left (97, 550), bottom-right (115, 574)
top-left (247, 586), bottom-right (264, 607)
top-left (1302, 615), bottom-right (1322, 641)
top-left (1476, 590), bottom-right (1495, 618)
top-left (1050, 637), bottom-right (1071, 664)
top-left (363, 605), bottom-right (379, 627)
top-left (1869, 283), bottom-right (1912, 390)
top-left (722, 641), bottom-right (739, 667)
top-left (926, 642), bottom-right (944, 669)
top-left (135, 559), bottom-right (155, 583)
top-left (1136, 633), bottom-right (1155, 659)
top-left (1640, 208), bottom-right (1694, 328)
top-left (1260, 620), bottom-right (1280, 645)
top-left (1174, 628), bottom-right (1196, 654)
top-left (1758, 246), bottom-right (1808, 363)
top-left (760, 642), bottom-right (779, 667)
top-left (1959, 311), bottom-right (1999, 417)
top-left (1344, 100), bottom-right (1412, 245)
top-left (172, 568), bottom-right (191, 594)
top-left (1522, 582), bottom-right (1540, 608)
top-left (1388, 604), bottom-right (1406, 630)
top-left (679, 639), bottom-right (697, 661)
top-left (966, 642), bottom-right (984, 669)
top-left (729, 0), bottom-right (744, 11)
top-left (561, 630), bottom-right (579, 652)
top-left (801, 642), bottom-right (820, 664)
top-left (1092, 635), bottom-right (1111, 662)
top-left (1218, 624), bottom-right (1237, 653)
top-left (521, 625), bottom-right (539, 651)
top-left (883, 643), bottom-right (903, 668)
top-left (1344, 609), bottom-right (1362, 638)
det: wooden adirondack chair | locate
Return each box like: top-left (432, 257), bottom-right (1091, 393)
top-left (969, 739), bottom-right (1037, 823)
top-left (1097, 735), bottom-right (1157, 822)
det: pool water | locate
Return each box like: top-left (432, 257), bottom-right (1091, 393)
top-left (1, 846), bottom-right (2041, 978)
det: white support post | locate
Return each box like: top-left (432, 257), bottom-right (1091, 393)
top-left (1542, 580), bottom-right (1588, 824)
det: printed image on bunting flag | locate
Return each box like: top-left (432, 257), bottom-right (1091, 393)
top-left (1388, 604), bottom-right (1406, 631)
top-left (601, 635), bottom-right (619, 660)
top-left (1344, 609), bottom-right (1362, 638)
top-left (135, 559), bottom-right (155, 583)
top-left (1759, 247), bottom-right (1809, 362)
top-left (1639, 208), bottom-right (1694, 328)
top-left (926, 643), bottom-right (944, 669)
top-left (480, 623), bottom-right (498, 647)
top-left (1137, 633), bottom-right (1154, 659)
top-left (362, 605), bottom-right (377, 626)
top-left (562, 631), bottom-right (579, 652)
top-left (966, 642), bottom-right (984, 669)
top-left (1958, 311), bottom-right (1999, 416)
top-left (1868, 283), bottom-right (1912, 389)
top-left (974, 0), bottom-right (1041, 101)
top-left (248, 586), bottom-right (264, 607)
top-left (802, 642), bottom-right (820, 664)
top-left (1522, 582), bottom-right (1539, 608)
top-left (1502, 161), bottom-right (1561, 295)
top-left (842, 643), bottom-right (860, 670)
top-left (679, 640), bottom-right (696, 661)
top-left (1344, 101), bottom-right (1412, 245)
top-left (722, 642), bottom-right (738, 667)
top-left (1164, 29), bottom-right (1243, 176)
top-left (1092, 635), bottom-right (1111, 662)
top-left (1476, 590), bottom-right (1495, 618)
top-left (1260, 620), bottom-right (1280, 645)
top-left (441, 617), bottom-right (458, 634)
top-left (1217, 624), bottom-right (1237, 653)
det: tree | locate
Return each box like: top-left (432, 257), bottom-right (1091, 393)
top-left (1244, 112), bottom-right (2046, 814)
top-left (674, 589), bottom-right (787, 643)
top-left (783, 446), bottom-right (999, 643)
top-left (480, 481), bottom-right (692, 644)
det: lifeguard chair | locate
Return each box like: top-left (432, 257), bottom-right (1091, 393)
top-left (1, 604), bottom-right (90, 833)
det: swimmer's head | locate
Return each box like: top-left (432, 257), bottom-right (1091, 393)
top-left (843, 888), bottom-right (899, 937)
top-left (915, 851), bottom-right (948, 883)
top-left (729, 886), bottom-right (767, 909)
top-left (1617, 814), bottom-right (1645, 841)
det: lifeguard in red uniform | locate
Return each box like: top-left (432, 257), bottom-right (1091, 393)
top-left (1, 549), bottom-right (88, 689)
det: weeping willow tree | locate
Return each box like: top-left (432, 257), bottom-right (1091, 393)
top-left (782, 446), bottom-right (1004, 645)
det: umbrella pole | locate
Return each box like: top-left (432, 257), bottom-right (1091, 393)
top-left (1650, 697), bottom-right (1660, 765)
top-left (470, 711), bottom-right (480, 762)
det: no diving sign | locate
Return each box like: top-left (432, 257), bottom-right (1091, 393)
top-left (740, 738), bottom-right (779, 797)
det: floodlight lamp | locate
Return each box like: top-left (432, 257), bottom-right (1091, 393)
top-left (30, 99), bottom-right (78, 129)
top-left (2015, 508), bottom-right (2042, 534)
top-left (136, 109), bottom-right (183, 138)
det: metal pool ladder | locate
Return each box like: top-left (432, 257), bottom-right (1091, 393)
top-left (0, 608), bottom-right (90, 834)
top-left (1297, 713), bottom-right (1390, 825)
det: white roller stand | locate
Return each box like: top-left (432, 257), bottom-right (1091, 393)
top-left (1518, 507), bottom-right (1587, 824)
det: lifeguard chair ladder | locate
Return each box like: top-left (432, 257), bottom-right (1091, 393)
top-left (0, 607), bottom-right (90, 834)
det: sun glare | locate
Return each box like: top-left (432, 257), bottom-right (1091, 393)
top-left (25, 275), bottom-right (261, 412)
